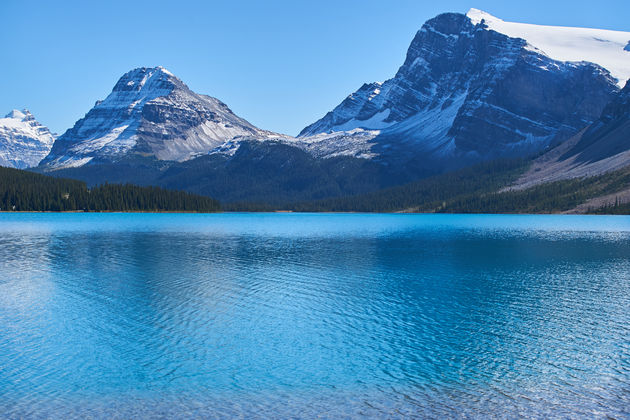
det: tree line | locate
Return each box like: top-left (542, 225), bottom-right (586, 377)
top-left (229, 158), bottom-right (629, 215)
top-left (0, 166), bottom-right (220, 212)
top-left (2, 159), bottom-right (627, 214)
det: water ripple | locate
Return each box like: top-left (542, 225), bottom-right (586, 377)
top-left (0, 213), bottom-right (629, 418)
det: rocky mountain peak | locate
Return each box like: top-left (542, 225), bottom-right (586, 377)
top-left (111, 66), bottom-right (180, 95)
top-left (0, 109), bottom-right (55, 169)
top-left (39, 66), bottom-right (286, 170)
top-left (94, 66), bottom-right (183, 115)
top-left (299, 9), bottom-right (622, 172)
top-left (5, 109), bottom-right (33, 121)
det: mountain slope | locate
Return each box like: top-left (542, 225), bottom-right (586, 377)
top-left (566, 78), bottom-right (630, 162)
top-left (512, 79), bottom-right (630, 190)
top-left (0, 110), bottom-right (55, 169)
top-left (40, 67), bottom-right (288, 170)
top-left (299, 9), bottom-right (628, 171)
top-left (44, 140), bottom-right (391, 204)
top-left (283, 159), bottom-right (630, 215)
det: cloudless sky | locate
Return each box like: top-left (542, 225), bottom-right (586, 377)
top-left (1, 0), bottom-right (629, 136)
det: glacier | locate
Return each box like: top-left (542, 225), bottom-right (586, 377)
top-left (466, 8), bottom-right (630, 87)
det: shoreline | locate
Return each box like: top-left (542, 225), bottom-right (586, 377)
top-left (0, 210), bottom-right (628, 216)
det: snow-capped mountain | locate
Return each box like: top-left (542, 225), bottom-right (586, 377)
top-left (299, 9), bottom-right (629, 167)
top-left (33, 10), bottom-right (630, 204)
top-left (0, 109), bottom-right (56, 169)
top-left (40, 11), bottom-right (629, 175)
top-left (40, 67), bottom-right (289, 170)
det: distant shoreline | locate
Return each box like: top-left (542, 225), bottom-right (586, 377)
top-left (1, 210), bottom-right (628, 216)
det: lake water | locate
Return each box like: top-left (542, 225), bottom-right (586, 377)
top-left (0, 213), bottom-right (628, 418)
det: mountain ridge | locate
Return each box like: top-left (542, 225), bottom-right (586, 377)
top-left (40, 66), bottom-right (291, 170)
top-left (299, 9), bottom-right (626, 174)
top-left (8, 9), bottom-right (626, 207)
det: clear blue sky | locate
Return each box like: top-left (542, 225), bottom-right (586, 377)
top-left (2, 0), bottom-right (629, 136)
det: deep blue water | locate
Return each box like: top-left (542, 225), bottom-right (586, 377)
top-left (0, 213), bottom-right (629, 418)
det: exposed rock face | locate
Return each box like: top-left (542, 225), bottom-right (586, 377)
top-left (0, 109), bottom-right (55, 169)
top-left (511, 79), bottom-right (630, 190)
top-left (562, 79), bottom-right (630, 163)
top-left (40, 67), bottom-right (288, 170)
top-left (599, 79), bottom-right (630, 123)
top-left (300, 10), bottom-right (627, 169)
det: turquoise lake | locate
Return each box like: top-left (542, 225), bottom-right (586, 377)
top-left (0, 213), bottom-right (628, 418)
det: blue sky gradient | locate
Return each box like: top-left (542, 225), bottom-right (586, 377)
top-left (2, 0), bottom-right (629, 136)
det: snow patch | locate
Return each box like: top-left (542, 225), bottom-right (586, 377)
top-left (69, 125), bottom-right (133, 155)
top-left (385, 93), bottom-right (468, 154)
top-left (156, 66), bottom-right (174, 77)
top-left (5, 109), bottom-right (26, 120)
top-left (368, 88), bottom-right (381, 100)
top-left (52, 156), bottom-right (94, 169)
top-left (294, 129), bottom-right (380, 159)
top-left (331, 109), bottom-right (394, 132)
